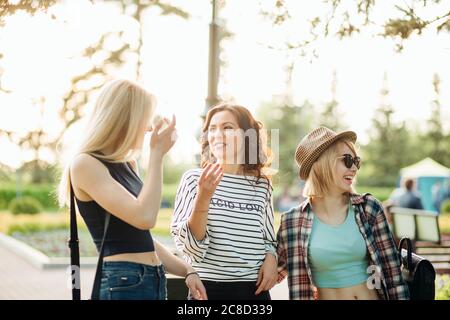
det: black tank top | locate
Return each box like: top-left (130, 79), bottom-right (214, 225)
top-left (75, 155), bottom-right (155, 257)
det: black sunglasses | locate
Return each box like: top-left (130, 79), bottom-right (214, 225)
top-left (339, 154), bottom-right (361, 169)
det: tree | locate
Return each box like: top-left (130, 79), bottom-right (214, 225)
top-left (422, 73), bottom-right (450, 167)
top-left (0, 0), bottom-right (190, 182)
top-left (60, 0), bottom-right (189, 130)
top-left (104, 0), bottom-right (189, 81)
top-left (0, 0), bottom-right (57, 24)
top-left (317, 70), bottom-right (345, 131)
top-left (260, 0), bottom-right (450, 52)
top-left (257, 99), bottom-right (315, 188)
top-left (360, 74), bottom-right (415, 186)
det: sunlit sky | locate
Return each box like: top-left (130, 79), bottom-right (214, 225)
top-left (0, 0), bottom-right (449, 169)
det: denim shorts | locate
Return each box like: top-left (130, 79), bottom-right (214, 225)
top-left (99, 261), bottom-right (167, 300)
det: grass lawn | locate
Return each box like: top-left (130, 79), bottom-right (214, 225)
top-left (0, 209), bottom-right (450, 256)
top-left (355, 186), bottom-right (393, 202)
top-left (0, 209), bottom-right (175, 237)
top-left (1, 208), bottom-right (449, 240)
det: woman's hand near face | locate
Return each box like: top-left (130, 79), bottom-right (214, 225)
top-left (187, 163), bottom-right (223, 241)
top-left (149, 115), bottom-right (177, 157)
top-left (197, 163), bottom-right (223, 200)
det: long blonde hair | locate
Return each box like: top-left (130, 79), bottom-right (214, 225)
top-left (303, 139), bottom-right (358, 198)
top-left (57, 79), bottom-right (156, 206)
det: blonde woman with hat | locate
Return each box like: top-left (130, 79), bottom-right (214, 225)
top-left (276, 127), bottom-right (409, 300)
top-left (58, 79), bottom-right (206, 300)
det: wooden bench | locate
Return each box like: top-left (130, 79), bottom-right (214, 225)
top-left (166, 274), bottom-right (188, 300)
top-left (389, 206), bottom-right (450, 274)
top-left (166, 249), bottom-right (189, 300)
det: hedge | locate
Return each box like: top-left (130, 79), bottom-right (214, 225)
top-left (0, 183), bottom-right (394, 211)
top-left (0, 184), bottom-right (57, 210)
top-left (9, 196), bottom-right (43, 215)
top-left (0, 183), bottom-right (180, 210)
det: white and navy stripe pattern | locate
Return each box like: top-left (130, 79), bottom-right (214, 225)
top-left (171, 168), bottom-right (277, 282)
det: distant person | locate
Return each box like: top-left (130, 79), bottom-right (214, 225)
top-left (391, 178), bottom-right (424, 210)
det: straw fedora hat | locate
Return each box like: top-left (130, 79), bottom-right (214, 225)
top-left (295, 126), bottom-right (357, 180)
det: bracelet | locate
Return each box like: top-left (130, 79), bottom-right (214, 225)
top-left (185, 271), bottom-right (199, 280)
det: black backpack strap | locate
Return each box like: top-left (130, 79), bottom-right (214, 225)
top-left (90, 211), bottom-right (110, 300)
top-left (398, 237), bottom-right (413, 272)
top-left (68, 182), bottom-right (81, 300)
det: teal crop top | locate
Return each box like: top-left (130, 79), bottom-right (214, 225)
top-left (308, 203), bottom-right (369, 288)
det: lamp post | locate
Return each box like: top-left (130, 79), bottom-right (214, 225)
top-left (194, 0), bottom-right (221, 165)
top-left (203, 0), bottom-right (221, 116)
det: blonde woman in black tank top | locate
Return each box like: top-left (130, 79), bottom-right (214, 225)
top-left (58, 79), bottom-right (206, 300)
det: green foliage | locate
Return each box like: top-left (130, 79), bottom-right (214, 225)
top-left (0, 0), bottom-right (57, 24)
top-left (359, 77), bottom-right (423, 187)
top-left (356, 186), bottom-right (393, 202)
top-left (441, 199), bottom-right (450, 215)
top-left (0, 184), bottom-right (57, 210)
top-left (19, 161), bottom-right (58, 184)
top-left (0, 164), bottom-right (13, 182)
top-left (436, 275), bottom-right (450, 300)
top-left (440, 214), bottom-right (450, 235)
top-left (9, 196), bottom-right (43, 215)
top-left (422, 74), bottom-right (450, 168)
top-left (161, 183), bottom-right (179, 208)
top-left (317, 71), bottom-right (346, 131)
top-left (262, 0), bottom-right (450, 54)
top-left (257, 100), bottom-right (315, 187)
top-left (162, 159), bottom-right (195, 185)
top-left (7, 222), bottom-right (68, 235)
top-left (384, 18), bottom-right (425, 39)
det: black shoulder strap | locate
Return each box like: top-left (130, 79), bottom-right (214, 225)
top-left (398, 237), bottom-right (413, 271)
top-left (90, 211), bottom-right (110, 300)
top-left (68, 180), bottom-right (111, 300)
top-left (68, 182), bottom-right (81, 300)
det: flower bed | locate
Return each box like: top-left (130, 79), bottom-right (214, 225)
top-left (12, 229), bottom-right (98, 257)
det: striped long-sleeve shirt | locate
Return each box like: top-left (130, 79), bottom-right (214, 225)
top-left (171, 168), bottom-right (277, 282)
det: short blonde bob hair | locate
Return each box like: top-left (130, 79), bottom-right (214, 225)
top-left (303, 139), bottom-right (358, 199)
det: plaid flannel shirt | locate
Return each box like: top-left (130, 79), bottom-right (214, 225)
top-left (276, 193), bottom-right (410, 300)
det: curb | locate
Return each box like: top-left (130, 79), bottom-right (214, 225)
top-left (0, 232), bottom-right (97, 270)
top-left (0, 233), bottom-right (179, 270)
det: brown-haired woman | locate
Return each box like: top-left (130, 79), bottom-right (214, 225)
top-left (171, 103), bottom-right (278, 300)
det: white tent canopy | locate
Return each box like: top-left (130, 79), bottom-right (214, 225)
top-left (400, 157), bottom-right (450, 178)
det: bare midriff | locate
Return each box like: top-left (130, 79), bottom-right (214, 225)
top-left (318, 282), bottom-right (379, 300)
top-left (103, 251), bottom-right (161, 266)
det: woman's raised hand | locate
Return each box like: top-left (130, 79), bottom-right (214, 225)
top-left (197, 163), bottom-right (223, 200)
top-left (149, 115), bottom-right (177, 157)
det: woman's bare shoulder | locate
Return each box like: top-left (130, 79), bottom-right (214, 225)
top-left (70, 153), bottom-right (107, 180)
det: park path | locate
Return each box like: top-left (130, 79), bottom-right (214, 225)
top-left (0, 236), bottom-right (288, 300)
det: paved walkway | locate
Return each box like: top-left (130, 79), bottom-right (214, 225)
top-left (0, 235), bottom-right (288, 300)
top-left (0, 244), bottom-right (95, 300)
